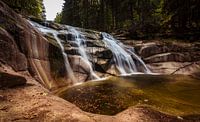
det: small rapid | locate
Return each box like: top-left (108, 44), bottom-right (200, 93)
top-left (29, 20), bottom-right (151, 84)
top-left (101, 32), bottom-right (151, 75)
top-left (66, 26), bottom-right (100, 79)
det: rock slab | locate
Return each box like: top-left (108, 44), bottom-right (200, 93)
top-left (0, 71), bottom-right (26, 88)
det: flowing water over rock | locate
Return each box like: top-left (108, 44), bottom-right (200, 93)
top-left (101, 32), bottom-right (151, 74)
top-left (29, 21), bottom-right (77, 84)
top-left (30, 21), bottom-right (151, 84)
top-left (66, 26), bottom-right (100, 79)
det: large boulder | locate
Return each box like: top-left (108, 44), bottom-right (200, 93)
top-left (137, 42), bottom-right (200, 63)
top-left (0, 27), bottom-right (27, 71)
top-left (131, 41), bottom-right (200, 75)
top-left (0, 71), bottom-right (26, 88)
top-left (144, 52), bottom-right (190, 63)
top-left (0, 1), bottom-right (71, 89)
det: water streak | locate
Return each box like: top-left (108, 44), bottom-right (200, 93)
top-left (29, 21), bottom-right (77, 83)
top-left (29, 20), bottom-right (151, 84)
top-left (101, 32), bottom-right (151, 75)
top-left (66, 26), bottom-right (100, 79)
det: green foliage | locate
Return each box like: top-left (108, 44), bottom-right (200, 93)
top-left (162, 0), bottom-right (200, 33)
top-left (54, 12), bottom-right (62, 23)
top-left (59, 0), bottom-right (200, 39)
top-left (61, 0), bottom-right (163, 32)
top-left (2, 0), bottom-right (46, 19)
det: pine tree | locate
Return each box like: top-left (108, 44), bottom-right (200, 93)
top-left (2, 0), bottom-right (46, 19)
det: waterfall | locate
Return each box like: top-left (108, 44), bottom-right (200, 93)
top-left (66, 26), bottom-right (100, 79)
top-left (29, 20), bottom-right (151, 84)
top-left (29, 21), bottom-right (77, 84)
top-left (52, 33), bottom-right (77, 83)
top-left (101, 32), bottom-right (151, 75)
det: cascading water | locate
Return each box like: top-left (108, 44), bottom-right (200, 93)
top-left (29, 21), bottom-right (77, 84)
top-left (29, 21), bottom-right (100, 83)
top-left (64, 26), bottom-right (100, 79)
top-left (101, 32), bottom-right (151, 75)
top-left (29, 20), bottom-right (151, 84)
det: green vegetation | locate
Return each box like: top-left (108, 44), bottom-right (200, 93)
top-left (54, 12), bottom-right (62, 23)
top-left (57, 75), bottom-right (200, 116)
top-left (162, 0), bottom-right (200, 38)
top-left (2, 0), bottom-right (46, 19)
top-left (57, 0), bottom-right (200, 39)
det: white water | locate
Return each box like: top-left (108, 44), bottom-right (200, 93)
top-left (101, 32), bottom-right (151, 75)
top-left (29, 21), bottom-right (151, 84)
top-left (29, 21), bottom-right (77, 83)
top-left (66, 26), bottom-right (100, 79)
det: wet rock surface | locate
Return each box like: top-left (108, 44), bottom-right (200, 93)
top-left (42, 24), bottom-right (200, 78)
top-left (38, 24), bottom-right (117, 79)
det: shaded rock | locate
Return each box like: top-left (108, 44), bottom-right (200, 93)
top-left (194, 43), bottom-right (200, 50)
top-left (67, 42), bottom-right (79, 47)
top-left (106, 65), bottom-right (121, 76)
top-left (119, 39), bottom-right (200, 75)
top-left (48, 44), bottom-right (67, 78)
top-left (30, 17), bottom-right (63, 30)
top-left (139, 43), bottom-right (188, 58)
top-left (0, 72), bottom-right (26, 88)
top-left (47, 21), bottom-right (63, 30)
top-left (0, 1), bottom-right (70, 89)
top-left (65, 47), bottom-right (80, 56)
top-left (58, 33), bottom-right (75, 41)
top-left (144, 53), bottom-right (188, 63)
top-left (147, 61), bottom-right (200, 75)
top-left (92, 49), bottom-right (113, 73)
top-left (0, 27), bottom-right (27, 71)
top-left (144, 52), bottom-right (200, 63)
top-left (68, 55), bottom-right (94, 81)
top-left (86, 40), bottom-right (102, 47)
top-left (78, 28), bottom-right (101, 40)
top-left (95, 49), bottom-right (113, 59)
top-left (94, 59), bottom-right (112, 73)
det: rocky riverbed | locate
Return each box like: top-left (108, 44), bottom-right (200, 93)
top-left (0, 0), bottom-right (200, 121)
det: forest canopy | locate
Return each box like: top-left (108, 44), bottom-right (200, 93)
top-left (2, 0), bottom-right (46, 19)
top-left (2, 0), bottom-right (199, 39)
top-left (56, 0), bottom-right (200, 39)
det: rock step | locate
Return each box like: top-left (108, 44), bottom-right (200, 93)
top-left (62, 38), bottom-right (105, 48)
top-left (0, 72), bottom-right (26, 88)
top-left (144, 52), bottom-right (200, 63)
top-left (139, 44), bottom-right (193, 58)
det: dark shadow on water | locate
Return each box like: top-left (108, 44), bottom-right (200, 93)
top-left (120, 74), bottom-right (171, 88)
